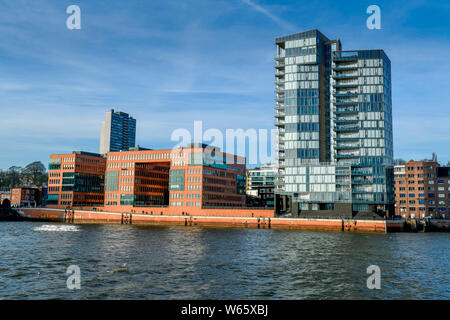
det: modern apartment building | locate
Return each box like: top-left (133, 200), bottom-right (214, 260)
top-left (246, 164), bottom-right (277, 207)
top-left (394, 160), bottom-right (450, 218)
top-left (47, 151), bottom-right (106, 208)
top-left (99, 109), bottom-right (136, 154)
top-left (274, 29), bottom-right (394, 218)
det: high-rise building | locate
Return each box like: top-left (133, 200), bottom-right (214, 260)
top-left (99, 109), bottom-right (136, 154)
top-left (274, 29), bottom-right (394, 218)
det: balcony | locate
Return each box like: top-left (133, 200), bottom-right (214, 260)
top-left (352, 170), bottom-right (372, 176)
top-left (352, 187), bottom-right (374, 194)
top-left (275, 110), bottom-right (285, 118)
top-left (335, 108), bottom-right (358, 114)
top-left (336, 144), bottom-right (360, 150)
top-left (333, 51), bottom-right (358, 62)
top-left (333, 73), bottom-right (358, 79)
top-left (336, 153), bottom-right (360, 159)
top-left (335, 125), bottom-right (359, 132)
top-left (275, 61), bottom-right (285, 69)
top-left (333, 64), bottom-right (358, 71)
top-left (275, 87), bottom-right (285, 94)
top-left (336, 136), bottom-right (359, 141)
top-left (275, 119), bottom-right (285, 127)
top-left (335, 119), bottom-right (359, 124)
top-left (275, 55), bottom-right (285, 61)
top-left (333, 91), bottom-right (358, 97)
top-left (275, 95), bottom-right (285, 102)
top-left (275, 71), bottom-right (285, 77)
top-left (334, 82), bottom-right (358, 88)
top-left (352, 178), bottom-right (373, 185)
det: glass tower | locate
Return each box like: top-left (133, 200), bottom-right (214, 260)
top-left (274, 30), bottom-right (394, 218)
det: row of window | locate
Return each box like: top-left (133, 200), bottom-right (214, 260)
top-left (108, 152), bottom-right (186, 162)
top-left (170, 202), bottom-right (201, 207)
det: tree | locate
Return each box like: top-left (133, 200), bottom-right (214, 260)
top-left (21, 161), bottom-right (47, 186)
top-left (6, 166), bottom-right (22, 188)
top-left (0, 161), bottom-right (48, 190)
top-left (394, 159), bottom-right (406, 165)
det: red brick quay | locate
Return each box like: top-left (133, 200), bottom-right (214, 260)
top-left (16, 208), bottom-right (389, 233)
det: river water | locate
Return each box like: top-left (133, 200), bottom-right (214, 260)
top-left (0, 222), bottom-right (448, 299)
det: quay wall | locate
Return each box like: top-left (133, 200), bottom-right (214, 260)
top-left (17, 208), bottom-right (387, 233)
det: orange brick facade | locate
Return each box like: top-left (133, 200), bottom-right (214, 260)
top-left (103, 145), bottom-right (247, 215)
top-left (47, 145), bottom-right (250, 216)
top-left (47, 151), bottom-right (106, 208)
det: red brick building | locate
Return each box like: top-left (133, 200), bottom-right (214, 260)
top-left (47, 151), bottom-right (106, 208)
top-left (394, 160), bottom-right (450, 218)
top-left (10, 187), bottom-right (41, 207)
top-left (47, 144), bottom-right (249, 216)
top-left (103, 144), bottom-right (246, 215)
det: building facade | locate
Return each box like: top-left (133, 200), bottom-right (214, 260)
top-left (48, 145), bottom-right (247, 215)
top-left (246, 164), bottom-right (277, 207)
top-left (394, 160), bottom-right (450, 218)
top-left (274, 29), bottom-right (394, 218)
top-left (100, 109), bottom-right (136, 154)
top-left (10, 187), bottom-right (41, 207)
top-left (47, 151), bottom-right (106, 208)
top-left (103, 144), bottom-right (246, 214)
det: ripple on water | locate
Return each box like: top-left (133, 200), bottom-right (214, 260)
top-left (0, 223), bottom-right (449, 299)
top-left (33, 225), bottom-right (79, 232)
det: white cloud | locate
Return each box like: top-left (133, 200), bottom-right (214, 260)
top-left (241, 0), bottom-right (297, 31)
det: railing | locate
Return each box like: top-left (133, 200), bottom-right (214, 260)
top-left (333, 51), bottom-right (358, 61)
top-left (335, 125), bottom-right (359, 131)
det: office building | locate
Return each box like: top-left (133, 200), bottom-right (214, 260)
top-left (48, 144), bottom-right (247, 214)
top-left (47, 151), bottom-right (106, 208)
top-left (104, 143), bottom-right (246, 214)
top-left (99, 109), bottom-right (136, 154)
top-left (274, 29), bottom-right (394, 218)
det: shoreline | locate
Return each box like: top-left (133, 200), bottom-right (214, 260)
top-left (15, 208), bottom-right (388, 233)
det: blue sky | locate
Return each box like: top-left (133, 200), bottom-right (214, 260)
top-left (0, 0), bottom-right (449, 169)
